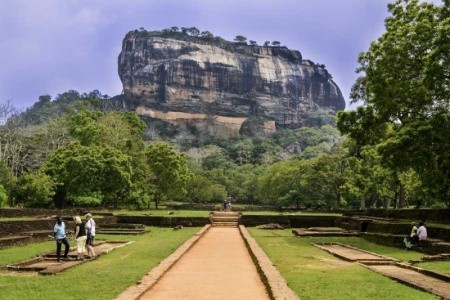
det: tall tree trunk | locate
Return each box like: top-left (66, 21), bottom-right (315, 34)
top-left (399, 184), bottom-right (405, 208)
top-left (155, 192), bottom-right (159, 210)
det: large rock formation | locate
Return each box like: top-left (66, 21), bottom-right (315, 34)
top-left (118, 31), bottom-right (345, 135)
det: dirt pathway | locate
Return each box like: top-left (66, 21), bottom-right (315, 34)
top-left (140, 227), bottom-right (270, 300)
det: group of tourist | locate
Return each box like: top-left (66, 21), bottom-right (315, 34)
top-left (53, 213), bottom-right (96, 262)
top-left (404, 221), bottom-right (427, 250)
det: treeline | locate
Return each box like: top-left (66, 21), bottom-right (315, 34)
top-left (0, 95), bottom-right (343, 209)
top-left (126, 26), bottom-right (285, 49)
top-left (0, 95), bottom-right (447, 209)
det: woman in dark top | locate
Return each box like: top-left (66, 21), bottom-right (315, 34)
top-left (74, 216), bottom-right (87, 260)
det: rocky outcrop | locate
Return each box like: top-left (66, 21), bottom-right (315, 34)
top-left (118, 31), bottom-right (345, 132)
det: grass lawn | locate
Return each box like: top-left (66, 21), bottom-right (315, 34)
top-left (416, 261), bottom-right (450, 276)
top-left (0, 217), bottom-right (38, 221)
top-left (96, 209), bottom-right (342, 218)
top-left (248, 228), bottom-right (436, 299)
top-left (0, 241), bottom-right (55, 266)
top-left (110, 209), bottom-right (210, 217)
top-left (242, 211), bottom-right (342, 216)
top-left (0, 227), bottom-right (199, 300)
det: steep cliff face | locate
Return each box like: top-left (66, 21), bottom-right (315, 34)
top-left (118, 32), bottom-right (345, 133)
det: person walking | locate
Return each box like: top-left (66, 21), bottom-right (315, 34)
top-left (54, 216), bottom-right (70, 262)
top-left (74, 216), bottom-right (87, 260)
top-left (85, 213), bottom-right (96, 259)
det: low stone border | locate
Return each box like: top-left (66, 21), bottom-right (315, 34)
top-left (312, 242), bottom-right (400, 262)
top-left (361, 262), bottom-right (450, 299)
top-left (115, 225), bottom-right (211, 300)
top-left (239, 225), bottom-right (299, 300)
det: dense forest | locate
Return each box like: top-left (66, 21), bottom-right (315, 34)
top-left (0, 0), bottom-right (448, 210)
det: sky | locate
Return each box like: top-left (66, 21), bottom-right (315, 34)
top-left (0, 0), bottom-right (441, 111)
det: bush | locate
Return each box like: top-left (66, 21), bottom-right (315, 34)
top-left (73, 196), bottom-right (102, 207)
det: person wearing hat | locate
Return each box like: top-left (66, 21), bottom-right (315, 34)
top-left (53, 216), bottom-right (70, 262)
top-left (85, 213), bottom-right (96, 258)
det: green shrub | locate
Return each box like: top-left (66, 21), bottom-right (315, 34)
top-left (73, 196), bottom-right (102, 207)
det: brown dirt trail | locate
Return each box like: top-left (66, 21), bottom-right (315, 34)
top-left (140, 227), bottom-right (270, 300)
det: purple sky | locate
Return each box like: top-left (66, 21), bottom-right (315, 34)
top-left (0, 0), bottom-right (441, 110)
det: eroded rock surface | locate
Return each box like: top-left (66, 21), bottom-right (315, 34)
top-left (118, 32), bottom-right (345, 134)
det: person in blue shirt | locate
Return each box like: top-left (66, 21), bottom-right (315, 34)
top-left (53, 216), bottom-right (70, 262)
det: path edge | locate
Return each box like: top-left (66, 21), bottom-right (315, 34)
top-left (239, 225), bottom-right (300, 300)
top-left (115, 225), bottom-right (211, 300)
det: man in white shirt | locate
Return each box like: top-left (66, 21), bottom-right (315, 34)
top-left (85, 213), bottom-right (96, 258)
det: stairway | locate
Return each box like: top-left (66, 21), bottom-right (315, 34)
top-left (210, 212), bottom-right (240, 227)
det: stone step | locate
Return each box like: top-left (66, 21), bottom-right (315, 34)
top-left (97, 230), bottom-right (147, 235)
top-left (211, 217), bottom-right (240, 221)
top-left (211, 224), bottom-right (238, 228)
top-left (210, 212), bottom-right (240, 217)
top-left (212, 221), bottom-right (239, 225)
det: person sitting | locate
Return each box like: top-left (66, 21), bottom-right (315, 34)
top-left (417, 221), bottom-right (428, 241)
top-left (404, 222), bottom-right (418, 250)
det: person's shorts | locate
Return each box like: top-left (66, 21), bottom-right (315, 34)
top-left (86, 235), bottom-right (95, 246)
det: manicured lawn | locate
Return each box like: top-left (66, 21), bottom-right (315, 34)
top-left (0, 217), bottom-right (37, 221)
top-left (0, 227), bottom-right (199, 300)
top-left (0, 241), bottom-right (54, 266)
top-left (416, 261), bottom-right (450, 276)
top-left (96, 209), bottom-right (342, 217)
top-left (242, 211), bottom-right (342, 216)
top-left (110, 209), bottom-right (210, 217)
top-left (248, 228), bottom-right (435, 299)
top-left (321, 235), bottom-right (424, 262)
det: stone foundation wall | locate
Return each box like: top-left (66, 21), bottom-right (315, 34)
top-left (0, 217), bottom-right (117, 236)
top-left (344, 209), bottom-right (450, 223)
top-left (116, 216), bottom-right (210, 227)
top-left (0, 208), bottom-right (88, 218)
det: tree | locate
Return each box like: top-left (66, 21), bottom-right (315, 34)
top-left (42, 142), bottom-right (132, 208)
top-left (170, 26), bottom-right (179, 32)
top-left (271, 41), bottom-right (281, 46)
top-left (187, 27), bottom-right (200, 37)
top-left (263, 41), bottom-right (270, 46)
top-left (341, 146), bottom-right (396, 209)
top-left (0, 100), bottom-right (19, 122)
top-left (10, 172), bottom-right (55, 208)
top-left (200, 31), bottom-right (214, 41)
top-left (68, 108), bottom-right (103, 146)
top-left (249, 40), bottom-right (257, 46)
top-left (340, 0), bottom-right (450, 207)
top-left (352, 0), bottom-right (443, 121)
top-left (0, 185), bottom-right (7, 207)
top-left (0, 161), bottom-right (14, 194)
top-left (145, 142), bottom-right (191, 209)
top-left (234, 35), bottom-right (247, 44)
